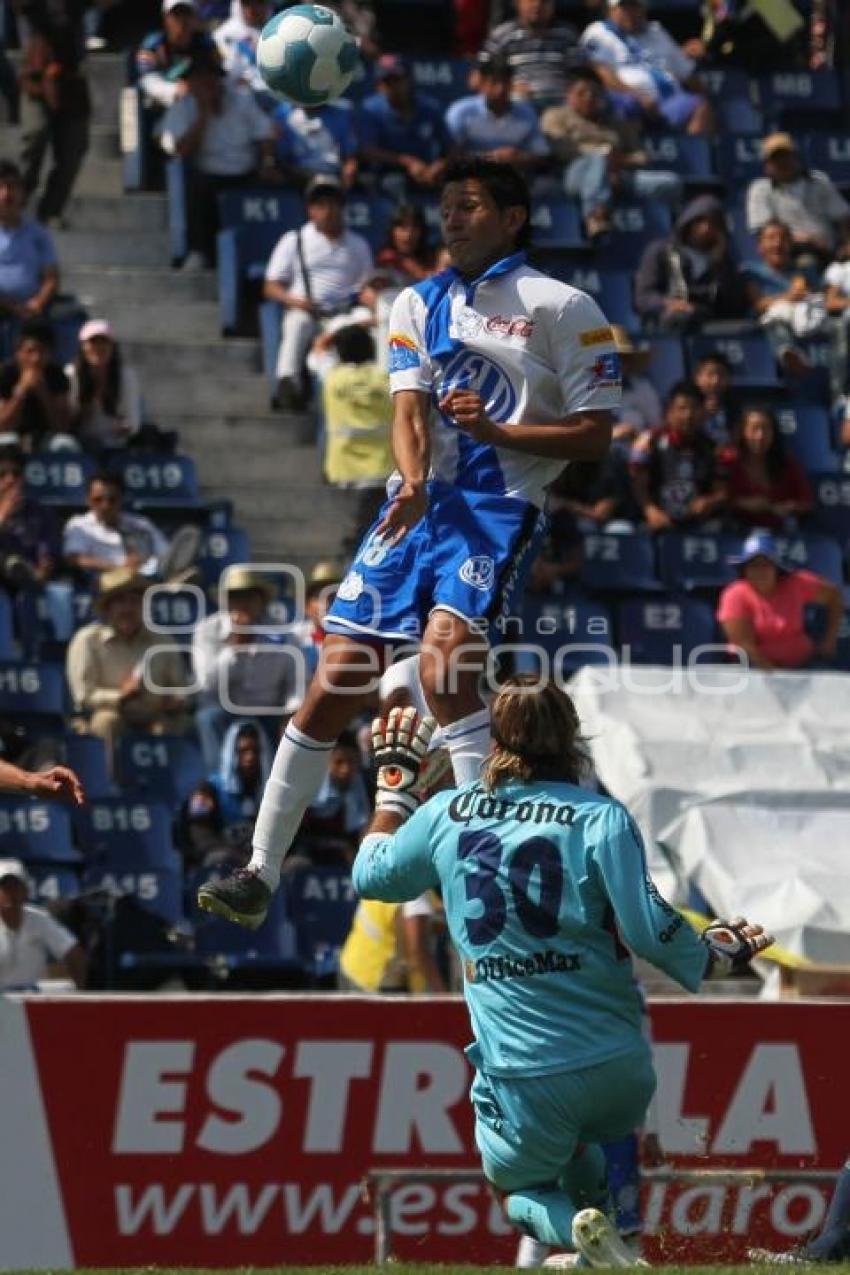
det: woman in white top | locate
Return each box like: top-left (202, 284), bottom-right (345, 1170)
top-left (67, 319), bottom-right (143, 452)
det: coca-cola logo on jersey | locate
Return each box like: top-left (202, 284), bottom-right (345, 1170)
top-left (485, 315), bottom-right (534, 339)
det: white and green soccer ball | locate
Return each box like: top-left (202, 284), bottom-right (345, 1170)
top-left (257, 4), bottom-right (359, 106)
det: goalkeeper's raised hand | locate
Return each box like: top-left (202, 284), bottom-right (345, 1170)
top-left (372, 706), bottom-right (436, 819)
top-left (702, 917), bottom-right (774, 978)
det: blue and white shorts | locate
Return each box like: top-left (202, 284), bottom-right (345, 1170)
top-left (324, 480), bottom-right (546, 643)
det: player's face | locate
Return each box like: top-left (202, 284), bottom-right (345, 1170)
top-left (440, 179), bottom-right (525, 276)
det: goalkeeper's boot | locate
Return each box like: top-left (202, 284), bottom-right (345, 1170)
top-left (571, 1210), bottom-right (650, 1268)
top-left (197, 867), bottom-right (272, 930)
top-left (542, 1254), bottom-right (581, 1268)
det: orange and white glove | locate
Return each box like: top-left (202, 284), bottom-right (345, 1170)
top-left (372, 706), bottom-right (436, 818)
top-left (702, 917), bottom-right (774, 978)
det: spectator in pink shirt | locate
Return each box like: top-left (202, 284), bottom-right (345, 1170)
top-left (717, 530), bottom-right (842, 670)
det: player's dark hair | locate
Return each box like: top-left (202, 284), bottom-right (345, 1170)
top-left (332, 324), bottom-right (375, 364)
top-left (441, 157), bottom-right (531, 249)
top-left (665, 379), bottom-right (705, 409)
top-left (483, 676), bottom-right (591, 788)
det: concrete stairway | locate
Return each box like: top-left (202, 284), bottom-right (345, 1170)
top-left (1, 52), bottom-right (371, 572)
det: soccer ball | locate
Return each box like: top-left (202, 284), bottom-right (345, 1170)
top-left (257, 4), bottom-right (359, 107)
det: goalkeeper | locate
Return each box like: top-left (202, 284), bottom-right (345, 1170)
top-left (353, 677), bottom-right (773, 1269)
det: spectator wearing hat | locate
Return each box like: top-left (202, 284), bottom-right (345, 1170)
top-left (63, 472), bottom-right (170, 579)
top-left (191, 565), bottom-right (302, 769)
top-left (609, 326), bottom-right (661, 445)
top-left (263, 175), bottom-right (373, 412)
top-left (635, 194), bottom-right (750, 332)
top-left (484, 0), bottom-right (584, 111)
top-left (358, 55), bottom-right (451, 195)
top-left (0, 161), bottom-right (59, 322)
top-left (66, 566), bottom-right (191, 761)
top-left (445, 56), bottom-right (551, 176)
top-left (727, 405), bottom-right (812, 533)
top-left (540, 67), bottom-right (681, 239)
top-left (717, 530), bottom-right (842, 670)
top-left (0, 444), bottom-right (59, 587)
top-left (0, 318), bottom-right (72, 452)
top-left (214, 0), bottom-right (273, 105)
top-left (272, 98), bottom-right (359, 191)
top-left (135, 0), bottom-right (220, 110)
top-left (580, 0), bottom-right (715, 136)
top-left (157, 49), bottom-right (278, 270)
top-left (66, 320), bottom-right (143, 453)
top-left (17, 0), bottom-right (90, 227)
top-left (0, 859), bottom-right (86, 990)
top-left (289, 559), bottom-right (343, 678)
top-left (747, 133), bottom-right (850, 264)
top-left (630, 380), bottom-right (727, 531)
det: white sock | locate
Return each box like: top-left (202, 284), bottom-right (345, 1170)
top-left (516, 1234), bottom-right (552, 1267)
top-left (441, 706), bottom-right (491, 785)
top-left (250, 723), bottom-right (333, 888)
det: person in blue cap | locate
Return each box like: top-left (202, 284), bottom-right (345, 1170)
top-left (717, 529), bottom-right (842, 670)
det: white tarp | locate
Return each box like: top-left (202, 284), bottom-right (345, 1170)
top-left (569, 667), bottom-right (850, 963)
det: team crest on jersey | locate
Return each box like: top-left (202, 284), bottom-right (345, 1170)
top-left (459, 555), bottom-right (496, 592)
top-left (441, 350), bottom-right (517, 423)
top-left (337, 571), bottom-right (365, 601)
top-left (587, 351), bottom-right (622, 391)
top-left (450, 306), bottom-right (484, 340)
top-left (388, 332), bottom-right (421, 373)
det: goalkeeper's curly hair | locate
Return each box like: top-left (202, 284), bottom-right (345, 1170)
top-left (482, 675), bottom-right (591, 790)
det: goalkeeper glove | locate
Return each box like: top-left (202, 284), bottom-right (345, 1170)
top-left (372, 706), bottom-right (437, 818)
top-left (702, 916), bottom-right (774, 978)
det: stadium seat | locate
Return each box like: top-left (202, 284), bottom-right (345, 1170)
top-left (604, 201), bottom-right (671, 269)
top-left (26, 865), bottom-right (81, 904)
top-left (73, 799), bottom-right (178, 868)
top-left (830, 610), bottom-right (850, 671)
top-left (657, 531), bottom-right (740, 592)
top-left (643, 135), bottom-right (715, 182)
top-left (645, 336), bottom-right (686, 398)
top-left (407, 56), bottom-right (471, 108)
top-left (145, 584), bottom-right (206, 644)
top-left (0, 590), bottom-right (14, 659)
top-left (543, 265), bottom-right (639, 332)
top-left (115, 735), bottom-right (206, 805)
top-left (218, 222), bottom-right (285, 334)
top-left (24, 452), bottom-right (94, 507)
top-left (812, 473), bottom-right (850, 541)
top-left (107, 453), bottom-right (201, 508)
top-left (199, 526), bottom-right (252, 586)
top-left (260, 298), bottom-right (283, 387)
top-left (757, 70), bottom-right (842, 125)
top-left (580, 532), bottom-right (662, 593)
top-left (63, 735), bottom-right (115, 800)
top-left (0, 798), bottom-right (79, 863)
top-left (529, 198), bottom-right (584, 251)
top-left (81, 862), bottom-right (184, 925)
top-left (775, 533), bottom-right (844, 586)
top-left (218, 186), bottom-right (305, 232)
top-left (342, 193), bottom-right (394, 252)
top-left (775, 406), bottom-right (840, 474)
top-left (284, 865), bottom-right (357, 982)
top-left (687, 332), bottom-right (779, 389)
top-left (618, 597), bottom-right (718, 665)
top-left (514, 595), bottom-right (615, 678)
top-left (716, 134), bottom-right (765, 186)
top-left (0, 661), bottom-right (65, 721)
top-left (804, 134), bottom-right (850, 186)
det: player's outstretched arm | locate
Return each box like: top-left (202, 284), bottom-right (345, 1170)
top-left (0, 760), bottom-right (86, 804)
top-left (376, 390), bottom-right (431, 546)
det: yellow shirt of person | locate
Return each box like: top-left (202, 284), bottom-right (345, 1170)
top-left (339, 893), bottom-right (439, 993)
top-left (322, 362), bottom-right (393, 487)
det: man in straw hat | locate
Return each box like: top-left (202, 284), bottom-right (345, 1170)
top-left (353, 681), bottom-right (772, 1268)
top-left (191, 564), bottom-right (302, 770)
top-left (747, 132), bottom-right (850, 264)
top-left (66, 566), bottom-right (190, 764)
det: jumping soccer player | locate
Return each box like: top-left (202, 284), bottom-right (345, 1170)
top-left (352, 680), bottom-right (773, 1268)
top-left (198, 157), bottom-right (621, 928)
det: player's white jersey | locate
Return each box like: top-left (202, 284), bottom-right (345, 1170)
top-left (387, 252), bottom-right (622, 509)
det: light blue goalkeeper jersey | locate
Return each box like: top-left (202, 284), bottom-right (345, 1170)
top-left (353, 781), bottom-right (709, 1078)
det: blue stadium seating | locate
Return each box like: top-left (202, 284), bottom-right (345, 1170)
top-left (646, 336), bottom-right (686, 398)
top-left (0, 590), bottom-right (13, 659)
top-left (688, 332), bottom-right (779, 388)
top-left (657, 532), bottom-right (740, 592)
top-left (701, 68), bottom-right (762, 135)
top-left (26, 865), bottom-right (81, 904)
top-left (218, 222), bottom-right (285, 334)
top-left (107, 453), bottom-right (201, 508)
top-left (342, 193), bottom-right (394, 252)
top-left (260, 298), bottom-right (283, 388)
top-left (24, 453), bottom-right (94, 507)
top-left (73, 799), bottom-right (178, 868)
top-left (0, 661), bottom-right (65, 720)
top-left (82, 862), bottom-right (184, 924)
top-left (514, 595), bottom-right (615, 677)
top-left (0, 798), bottom-right (79, 863)
top-left (218, 186), bottom-right (305, 232)
top-left (116, 735), bottom-right (206, 805)
top-left (757, 70), bottom-right (842, 125)
top-left (145, 584), bottom-right (206, 643)
top-left (805, 134), bottom-right (850, 186)
top-left (529, 198), bottom-right (584, 251)
top-left (775, 533), bottom-right (844, 586)
top-left (63, 735), bottom-right (115, 800)
top-left (618, 597), bottom-right (718, 664)
top-left (200, 527), bottom-right (252, 586)
top-left (604, 201), bottom-right (672, 268)
top-left (580, 532), bottom-right (662, 592)
top-left (775, 406), bottom-right (840, 473)
top-left (717, 134), bottom-right (765, 185)
top-left (284, 865), bottom-right (357, 981)
top-left (729, 202), bottom-right (759, 261)
top-left (812, 473), bottom-right (850, 541)
top-left (643, 135), bottom-right (715, 183)
top-left (543, 265), bottom-right (639, 332)
top-left (407, 56), bottom-right (471, 108)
